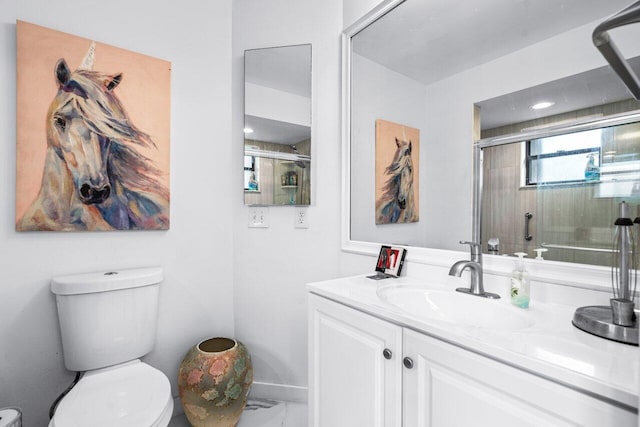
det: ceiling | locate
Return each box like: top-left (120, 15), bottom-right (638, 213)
top-left (352, 0), bottom-right (640, 129)
top-left (477, 56), bottom-right (640, 130)
top-left (244, 44), bottom-right (311, 97)
top-left (353, 0), bottom-right (633, 86)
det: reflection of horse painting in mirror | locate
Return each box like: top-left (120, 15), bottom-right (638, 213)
top-left (375, 119), bottom-right (419, 225)
top-left (16, 22), bottom-right (170, 231)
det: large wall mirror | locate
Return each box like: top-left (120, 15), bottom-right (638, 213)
top-left (244, 44), bottom-right (312, 206)
top-left (344, 0), bottom-right (640, 269)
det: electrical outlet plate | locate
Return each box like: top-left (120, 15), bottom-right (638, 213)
top-left (295, 207), bottom-right (309, 228)
top-left (248, 207), bottom-right (269, 228)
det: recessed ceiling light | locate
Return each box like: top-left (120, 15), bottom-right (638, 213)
top-left (531, 101), bottom-right (555, 110)
top-left (243, 127), bottom-right (254, 134)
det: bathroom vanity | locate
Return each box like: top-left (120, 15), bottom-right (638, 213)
top-left (307, 276), bottom-right (638, 426)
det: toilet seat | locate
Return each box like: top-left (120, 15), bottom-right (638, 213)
top-left (49, 360), bottom-right (173, 427)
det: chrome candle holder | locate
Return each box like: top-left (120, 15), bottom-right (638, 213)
top-left (573, 201), bottom-right (638, 345)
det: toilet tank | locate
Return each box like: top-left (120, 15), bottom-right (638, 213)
top-left (51, 267), bottom-right (163, 372)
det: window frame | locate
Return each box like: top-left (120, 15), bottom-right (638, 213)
top-left (524, 142), bottom-right (601, 186)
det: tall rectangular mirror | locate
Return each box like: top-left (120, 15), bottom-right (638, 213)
top-left (244, 44), bottom-right (312, 205)
top-left (344, 0), bottom-right (640, 269)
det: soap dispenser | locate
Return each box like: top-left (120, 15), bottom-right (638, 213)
top-left (510, 252), bottom-right (530, 308)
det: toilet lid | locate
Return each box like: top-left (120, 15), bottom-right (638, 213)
top-left (52, 361), bottom-right (171, 427)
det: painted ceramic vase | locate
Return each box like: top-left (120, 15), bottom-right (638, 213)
top-left (178, 338), bottom-right (253, 427)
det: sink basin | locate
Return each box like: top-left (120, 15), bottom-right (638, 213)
top-left (377, 285), bottom-right (533, 331)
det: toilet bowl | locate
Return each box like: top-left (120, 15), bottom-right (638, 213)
top-left (48, 360), bottom-right (173, 427)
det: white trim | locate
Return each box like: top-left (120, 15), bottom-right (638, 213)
top-left (249, 381), bottom-right (308, 403)
top-left (341, 0), bottom-right (407, 255)
top-left (342, 0), bottom-right (406, 37)
top-left (340, 30), bottom-right (351, 255)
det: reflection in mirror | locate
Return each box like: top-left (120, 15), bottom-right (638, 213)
top-left (244, 44), bottom-right (311, 205)
top-left (477, 59), bottom-right (640, 266)
top-left (346, 0), bottom-right (640, 265)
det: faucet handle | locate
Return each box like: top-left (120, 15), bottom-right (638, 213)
top-left (459, 240), bottom-right (480, 248)
top-left (459, 241), bottom-right (482, 262)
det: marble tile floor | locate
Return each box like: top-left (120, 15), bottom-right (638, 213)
top-left (169, 399), bottom-right (307, 427)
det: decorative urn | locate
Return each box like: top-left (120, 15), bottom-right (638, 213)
top-left (178, 337), bottom-right (253, 427)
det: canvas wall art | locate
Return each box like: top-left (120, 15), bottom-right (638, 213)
top-left (16, 21), bottom-right (171, 231)
top-left (375, 119), bottom-right (419, 225)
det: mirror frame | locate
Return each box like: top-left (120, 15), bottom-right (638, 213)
top-left (342, 0), bottom-right (615, 290)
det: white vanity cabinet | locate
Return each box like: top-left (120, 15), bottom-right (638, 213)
top-left (309, 293), bottom-right (637, 427)
top-left (308, 293), bottom-right (403, 426)
top-left (403, 328), bottom-right (634, 426)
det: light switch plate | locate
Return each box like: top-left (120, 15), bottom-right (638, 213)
top-left (248, 207), bottom-right (269, 228)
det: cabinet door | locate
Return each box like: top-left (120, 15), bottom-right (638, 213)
top-left (309, 294), bottom-right (402, 427)
top-left (403, 328), bottom-right (636, 427)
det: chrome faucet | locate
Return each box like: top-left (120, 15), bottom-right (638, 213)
top-left (449, 241), bottom-right (500, 299)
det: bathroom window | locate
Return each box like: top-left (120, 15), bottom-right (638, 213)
top-left (525, 128), bottom-right (604, 185)
top-left (244, 155), bottom-right (258, 191)
top-left (524, 121), bottom-right (640, 194)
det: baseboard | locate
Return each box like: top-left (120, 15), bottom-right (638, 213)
top-left (171, 381), bottom-right (308, 417)
top-left (249, 381), bottom-right (308, 403)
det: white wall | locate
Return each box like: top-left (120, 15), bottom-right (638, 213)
top-left (0, 1), bottom-right (235, 424)
top-left (232, 0), bottom-right (343, 398)
top-left (350, 53), bottom-right (429, 247)
top-left (245, 82), bottom-right (311, 126)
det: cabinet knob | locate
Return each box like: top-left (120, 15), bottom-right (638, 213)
top-left (383, 348), bottom-right (392, 360)
top-left (403, 357), bottom-right (414, 369)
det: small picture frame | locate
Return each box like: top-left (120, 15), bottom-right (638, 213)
top-left (369, 245), bottom-right (406, 279)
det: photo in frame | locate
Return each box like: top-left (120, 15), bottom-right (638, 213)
top-left (367, 245), bottom-right (407, 280)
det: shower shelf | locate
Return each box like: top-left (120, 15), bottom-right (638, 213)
top-left (541, 243), bottom-right (615, 253)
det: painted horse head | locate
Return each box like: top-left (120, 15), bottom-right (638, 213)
top-left (47, 58), bottom-right (127, 204)
top-left (375, 137), bottom-right (416, 224)
top-left (387, 137), bottom-right (414, 210)
top-left (18, 43), bottom-right (170, 231)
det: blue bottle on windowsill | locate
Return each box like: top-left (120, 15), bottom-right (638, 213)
top-left (584, 153), bottom-right (600, 182)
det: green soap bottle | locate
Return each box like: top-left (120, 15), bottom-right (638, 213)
top-left (510, 252), bottom-right (530, 308)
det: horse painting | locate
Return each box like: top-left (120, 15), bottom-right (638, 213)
top-left (375, 137), bottom-right (418, 224)
top-left (17, 43), bottom-right (169, 231)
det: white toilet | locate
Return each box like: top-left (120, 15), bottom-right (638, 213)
top-left (48, 267), bottom-right (173, 427)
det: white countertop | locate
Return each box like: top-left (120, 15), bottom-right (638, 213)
top-left (307, 275), bottom-right (639, 409)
